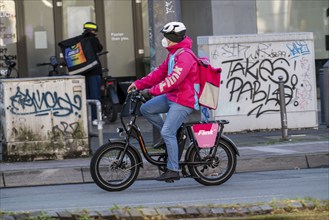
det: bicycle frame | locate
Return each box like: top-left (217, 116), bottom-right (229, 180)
top-left (113, 91), bottom-right (239, 169)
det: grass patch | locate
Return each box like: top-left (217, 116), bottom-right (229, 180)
top-left (217, 210), bottom-right (329, 220)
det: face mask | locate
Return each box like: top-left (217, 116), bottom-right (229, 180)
top-left (161, 37), bottom-right (169, 48)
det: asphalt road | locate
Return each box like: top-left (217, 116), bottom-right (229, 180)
top-left (1, 168), bottom-right (328, 213)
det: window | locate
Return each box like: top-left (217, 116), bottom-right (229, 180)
top-left (257, 0), bottom-right (329, 59)
top-left (0, 0), bottom-right (17, 77)
top-left (23, 0), bottom-right (55, 77)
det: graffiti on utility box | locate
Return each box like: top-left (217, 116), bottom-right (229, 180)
top-left (0, 76), bottom-right (89, 161)
top-left (8, 86), bottom-right (82, 117)
top-left (198, 33), bottom-right (317, 131)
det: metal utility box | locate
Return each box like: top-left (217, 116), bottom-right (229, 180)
top-left (197, 32), bottom-right (318, 132)
top-left (0, 75), bottom-right (89, 161)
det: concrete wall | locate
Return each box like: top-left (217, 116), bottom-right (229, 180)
top-left (148, 0), bottom-right (181, 69)
top-left (198, 32), bottom-right (318, 132)
top-left (181, 0), bottom-right (257, 53)
top-left (211, 0), bottom-right (257, 35)
top-left (181, 0), bottom-right (213, 53)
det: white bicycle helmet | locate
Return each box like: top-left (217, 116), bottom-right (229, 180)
top-left (160, 21), bottom-right (186, 42)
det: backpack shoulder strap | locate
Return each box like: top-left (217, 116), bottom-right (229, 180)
top-left (180, 49), bottom-right (205, 68)
top-left (173, 48), bottom-right (198, 59)
top-left (173, 48), bottom-right (185, 56)
top-left (181, 48), bottom-right (198, 59)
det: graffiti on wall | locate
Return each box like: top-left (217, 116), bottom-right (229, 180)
top-left (51, 121), bottom-right (84, 139)
top-left (212, 41), bottom-right (314, 118)
top-left (165, 1), bottom-right (175, 14)
top-left (8, 86), bottom-right (82, 117)
top-left (148, 0), bottom-right (180, 69)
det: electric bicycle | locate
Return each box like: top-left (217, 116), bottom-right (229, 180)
top-left (90, 89), bottom-right (239, 191)
top-left (1, 55), bottom-right (18, 78)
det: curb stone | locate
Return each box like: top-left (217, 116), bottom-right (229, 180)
top-left (224, 207), bottom-right (239, 216)
top-left (168, 207), bottom-right (186, 218)
top-left (128, 208), bottom-right (144, 220)
top-left (258, 205), bottom-right (273, 213)
top-left (239, 207), bottom-right (250, 215)
top-left (197, 207), bottom-right (212, 217)
top-left (1, 200), bottom-right (328, 220)
top-left (249, 206), bottom-right (263, 214)
top-left (303, 201), bottom-right (315, 209)
top-left (210, 207), bottom-right (225, 215)
top-left (139, 208), bottom-right (158, 216)
top-left (272, 201), bottom-right (286, 209)
top-left (156, 208), bottom-right (171, 217)
top-left (1, 215), bottom-right (15, 220)
top-left (112, 208), bottom-right (131, 218)
top-left (185, 206), bottom-right (200, 216)
top-left (95, 210), bottom-right (116, 219)
top-left (289, 201), bottom-right (304, 209)
top-left (86, 211), bottom-right (100, 219)
top-left (57, 210), bottom-right (72, 220)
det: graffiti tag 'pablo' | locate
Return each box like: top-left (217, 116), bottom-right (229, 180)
top-left (222, 57), bottom-right (298, 117)
top-left (216, 41), bottom-right (313, 118)
top-left (8, 86), bottom-right (82, 117)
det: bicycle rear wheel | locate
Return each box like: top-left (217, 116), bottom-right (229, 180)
top-left (90, 142), bottom-right (140, 191)
top-left (187, 141), bottom-right (237, 186)
top-left (103, 99), bottom-right (118, 123)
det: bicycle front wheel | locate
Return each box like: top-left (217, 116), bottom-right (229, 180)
top-left (187, 141), bottom-right (237, 186)
top-left (90, 142), bottom-right (140, 191)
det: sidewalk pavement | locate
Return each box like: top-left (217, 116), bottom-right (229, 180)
top-left (0, 113), bottom-right (328, 188)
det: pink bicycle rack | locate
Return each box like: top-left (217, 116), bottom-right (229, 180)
top-left (192, 123), bottom-right (219, 148)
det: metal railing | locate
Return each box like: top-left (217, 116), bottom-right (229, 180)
top-left (320, 61), bottom-right (329, 127)
top-left (86, 100), bottom-right (104, 147)
top-left (278, 76), bottom-right (289, 141)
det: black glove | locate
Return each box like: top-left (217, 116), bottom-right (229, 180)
top-left (141, 89), bottom-right (152, 101)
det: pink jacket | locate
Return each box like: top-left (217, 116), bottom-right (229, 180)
top-left (134, 36), bottom-right (199, 109)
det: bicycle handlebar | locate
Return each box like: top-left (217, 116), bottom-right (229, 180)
top-left (36, 62), bottom-right (51, 67)
top-left (36, 62), bottom-right (66, 67)
top-left (97, 51), bottom-right (109, 57)
top-left (127, 89), bottom-right (146, 103)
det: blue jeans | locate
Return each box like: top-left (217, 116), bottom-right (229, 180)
top-left (85, 75), bottom-right (101, 120)
top-left (140, 94), bottom-right (193, 172)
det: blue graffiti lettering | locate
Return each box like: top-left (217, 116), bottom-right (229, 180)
top-left (8, 86), bottom-right (82, 117)
top-left (286, 41), bottom-right (310, 59)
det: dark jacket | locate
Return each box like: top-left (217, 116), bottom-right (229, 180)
top-left (82, 30), bottom-right (103, 76)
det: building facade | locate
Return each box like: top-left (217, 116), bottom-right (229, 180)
top-left (0, 0), bottom-right (328, 80)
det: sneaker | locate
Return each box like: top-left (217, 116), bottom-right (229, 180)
top-left (155, 169), bottom-right (180, 181)
top-left (92, 119), bottom-right (104, 126)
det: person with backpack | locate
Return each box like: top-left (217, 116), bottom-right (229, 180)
top-left (81, 22), bottom-right (104, 126)
top-left (127, 21), bottom-right (199, 182)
